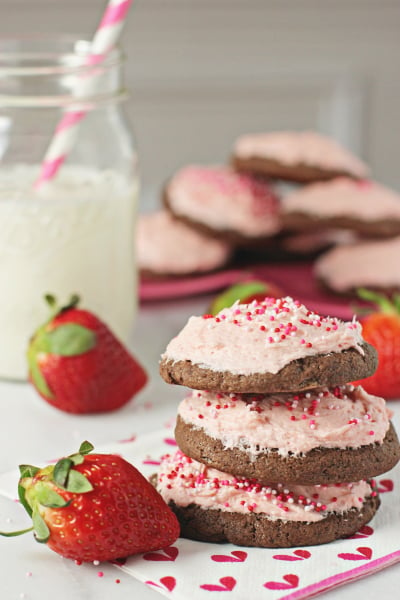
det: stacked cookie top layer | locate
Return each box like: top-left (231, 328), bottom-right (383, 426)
top-left (157, 297), bottom-right (400, 547)
top-left (160, 296), bottom-right (377, 392)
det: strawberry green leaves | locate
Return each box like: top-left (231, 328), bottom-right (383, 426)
top-left (357, 288), bottom-right (400, 315)
top-left (0, 442), bottom-right (95, 543)
top-left (27, 296), bottom-right (97, 401)
top-left (32, 510), bottom-right (50, 543)
top-left (32, 324), bottom-right (96, 357)
top-left (53, 458), bottom-right (93, 494)
top-left (53, 442), bottom-right (94, 493)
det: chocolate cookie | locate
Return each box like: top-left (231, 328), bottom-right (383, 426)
top-left (169, 496), bottom-right (379, 548)
top-left (160, 342), bottom-right (377, 394)
top-left (160, 297), bottom-right (378, 394)
top-left (137, 210), bottom-right (232, 278)
top-left (281, 179), bottom-right (400, 239)
top-left (315, 236), bottom-right (400, 296)
top-left (231, 131), bottom-right (369, 184)
top-left (156, 450), bottom-right (380, 548)
top-left (175, 418), bottom-right (399, 485)
top-left (163, 165), bottom-right (281, 247)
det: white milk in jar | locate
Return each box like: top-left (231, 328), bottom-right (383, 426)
top-left (0, 165), bottom-right (138, 380)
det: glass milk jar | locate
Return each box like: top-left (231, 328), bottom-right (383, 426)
top-left (0, 35), bottom-right (139, 380)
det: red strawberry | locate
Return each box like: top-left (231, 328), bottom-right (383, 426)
top-left (209, 280), bottom-right (283, 315)
top-left (353, 289), bottom-right (400, 398)
top-left (27, 295), bottom-right (147, 414)
top-left (0, 442), bottom-right (180, 562)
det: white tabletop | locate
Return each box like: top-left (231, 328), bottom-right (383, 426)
top-left (0, 294), bottom-right (399, 600)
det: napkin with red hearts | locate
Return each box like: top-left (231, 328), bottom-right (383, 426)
top-left (0, 430), bottom-right (399, 600)
top-left (110, 431), bottom-right (400, 600)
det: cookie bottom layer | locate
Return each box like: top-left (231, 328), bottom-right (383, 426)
top-left (232, 156), bottom-right (360, 184)
top-left (168, 495), bottom-right (380, 548)
top-left (160, 342), bottom-right (378, 394)
top-left (175, 418), bottom-right (400, 485)
top-left (283, 212), bottom-right (400, 239)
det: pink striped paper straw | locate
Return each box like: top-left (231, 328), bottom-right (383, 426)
top-left (35, 0), bottom-right (133, 189)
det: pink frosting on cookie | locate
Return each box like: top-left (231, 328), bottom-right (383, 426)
top-left (234, 131), bottom-right (368, 178)
top-left (178, 386), bottom-right (390, 456)
top-left (283, 178), bottom-right (400, 220)
top-left (166, 165), bottom-right (281, 237)
top-left (162, 296), bottom-right (365, 375)
top-left (315, 237), bottom-right (400, 292)
top-left (157, 450), bottom-right (373, 522)
top-left (137, 210), bottom-right (231, 275)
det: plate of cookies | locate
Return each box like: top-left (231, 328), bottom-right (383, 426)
top-left (138, 130), bottom-right (400, 313)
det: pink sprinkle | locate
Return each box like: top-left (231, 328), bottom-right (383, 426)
top-left (224, 502), bottom-right (230, 507)
top-left (369, 430), bottom-right (375, 435)
top-left (115, 579), bottom-right (121, 584)
top-left (97, 572), bottom-right (104, 578)
top-left (300, 339), bottom-right (306, 344)
top-left (26, 572), bottom-right (32, 577)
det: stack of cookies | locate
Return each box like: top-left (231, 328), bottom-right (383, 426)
top-left (232, 130), bottom-right (400, 293)
top-left (157, 296), bottom-right (400, 547)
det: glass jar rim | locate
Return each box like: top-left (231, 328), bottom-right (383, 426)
top-left (0, 33), bottom-right (123, 77)
top-left (0, 33), bottom-right (127, 108)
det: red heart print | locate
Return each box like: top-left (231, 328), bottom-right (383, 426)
top-left (348, 525), bottom-right (374, 540)
top-left (211, 551), bottom-right (248, 563)
top-left (200, 576), bottom-right (237, 592)
top-left (163, 438), bottom-right (178, 446)
top-left (143, 546), bottom-right (179, 562)
top-left (273, 549), bottom-right (311, 561)
top-left (338, 546), bottom-right (373, 561)
top-left (146, 576), bottom-right (176, 592)
top-left (264, 574), bottom-right (299, 590)
top-left (378, 479), bottom-right (394, 493)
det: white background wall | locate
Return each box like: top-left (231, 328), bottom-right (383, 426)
top-left (1, 0), bottom-right (400, 200)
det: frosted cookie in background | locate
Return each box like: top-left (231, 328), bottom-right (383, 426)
top-left (231, 131), bottom-right (369, 183)
top-left (163, 165), bottom-right (281, 247)
top-left (137, 210), bottom-right (232, 279)
top-left (282, 178), bottom-right (400, 238)
top-left (315, 236), bottom-right (400, 296)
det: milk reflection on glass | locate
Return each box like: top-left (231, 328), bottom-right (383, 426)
top-left (0, 165), bottom-right (138, 380)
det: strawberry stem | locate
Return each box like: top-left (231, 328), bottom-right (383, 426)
top-left (357, 288), bottom-right (398, 315)
top-left (0, 526), bottom-right (34, 537)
